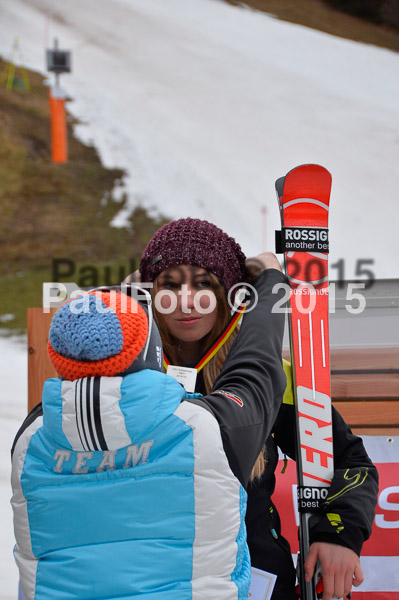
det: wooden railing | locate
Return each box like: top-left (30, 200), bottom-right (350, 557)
top-left (330, 347), bottom-right (399, 435)
top-left (283, 346), bottom-right (399, 435)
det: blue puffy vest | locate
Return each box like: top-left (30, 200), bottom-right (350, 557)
top-left (12, 370), bottom-right (250, 599)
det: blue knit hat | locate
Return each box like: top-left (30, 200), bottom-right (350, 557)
top-left (48, 291), bottom-right (163, 380)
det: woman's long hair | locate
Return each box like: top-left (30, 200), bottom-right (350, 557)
top-left (152, 272), bottom-right (266, 481)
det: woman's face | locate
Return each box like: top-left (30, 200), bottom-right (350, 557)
top-left (155, 265), bottom-right (218, 344)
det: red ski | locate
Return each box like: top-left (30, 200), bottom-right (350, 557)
top-left (276, 164), bottom-right (333, 600)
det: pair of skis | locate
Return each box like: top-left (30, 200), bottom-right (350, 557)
top-left (276, 164), bottom-right (337, 600)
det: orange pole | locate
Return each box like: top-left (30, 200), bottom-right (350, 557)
top-left (49, 87), bottom-right (68, 163)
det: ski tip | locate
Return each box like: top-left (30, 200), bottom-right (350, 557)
top-left (286, 163), bottom-right (332, 179)
top-left (282, 164), bottom-right (332, 201)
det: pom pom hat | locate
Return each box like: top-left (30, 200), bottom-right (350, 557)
top-left (48, 290), bottom-right (162, 381)
top-left (139, 218), bottom-right (248, 292)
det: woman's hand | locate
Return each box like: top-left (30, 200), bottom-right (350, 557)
top-left (246, 252), bottom-right (282, 279)
top-left (305, 542), bottom-right (364, 600)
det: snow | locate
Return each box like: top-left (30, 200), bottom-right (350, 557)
top-left (0, 335), bottom-right (27, 600)
top-left (0, 0), bottom-right (398, 596)
top-left (1, 0), bottom-right (398, 278)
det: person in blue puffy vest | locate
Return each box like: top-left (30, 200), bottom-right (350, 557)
top-left (11, 253), bottom-right (287, 600)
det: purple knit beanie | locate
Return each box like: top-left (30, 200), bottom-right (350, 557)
top-left (139, 218), bottom-right (248, 293)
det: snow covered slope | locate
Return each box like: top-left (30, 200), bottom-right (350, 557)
top-left (0, 0), bottom-right (398, 279)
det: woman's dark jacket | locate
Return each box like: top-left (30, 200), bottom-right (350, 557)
top-left (196, 269), bottom-right (379, 600)
top-left (246, 401), bottom-right (378, 599)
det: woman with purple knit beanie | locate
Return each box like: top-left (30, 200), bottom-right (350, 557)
top-left (135, 217), bottom-right (378, 600)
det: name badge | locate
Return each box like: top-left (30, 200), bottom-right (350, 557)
top-left (248, 567), bottom-right (277, 600)
top-left (166, 365), bottom-right (197, 393)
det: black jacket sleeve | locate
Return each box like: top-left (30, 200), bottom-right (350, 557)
top-left (197, 268), bottom-right (288, 488)
top-left (274, 401), bottom-right (379, 556)
top-left (308, 408), bottom-right (379, 555)
top-left (11, 402), bottom-right (43, 458)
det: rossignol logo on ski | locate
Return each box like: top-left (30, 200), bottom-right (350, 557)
top-left (297, 485), bottom-right (329, 513)
top-left (277, 227), bottom-right (329, 253)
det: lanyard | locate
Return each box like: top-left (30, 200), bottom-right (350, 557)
top-left (163, 304), bottom-right (246, 373)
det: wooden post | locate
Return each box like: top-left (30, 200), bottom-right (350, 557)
top-left (27, 308), bottom-right (57, 413)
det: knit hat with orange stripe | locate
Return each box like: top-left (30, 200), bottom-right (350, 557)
top-left (48, 291), bottom-right (161, 381)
